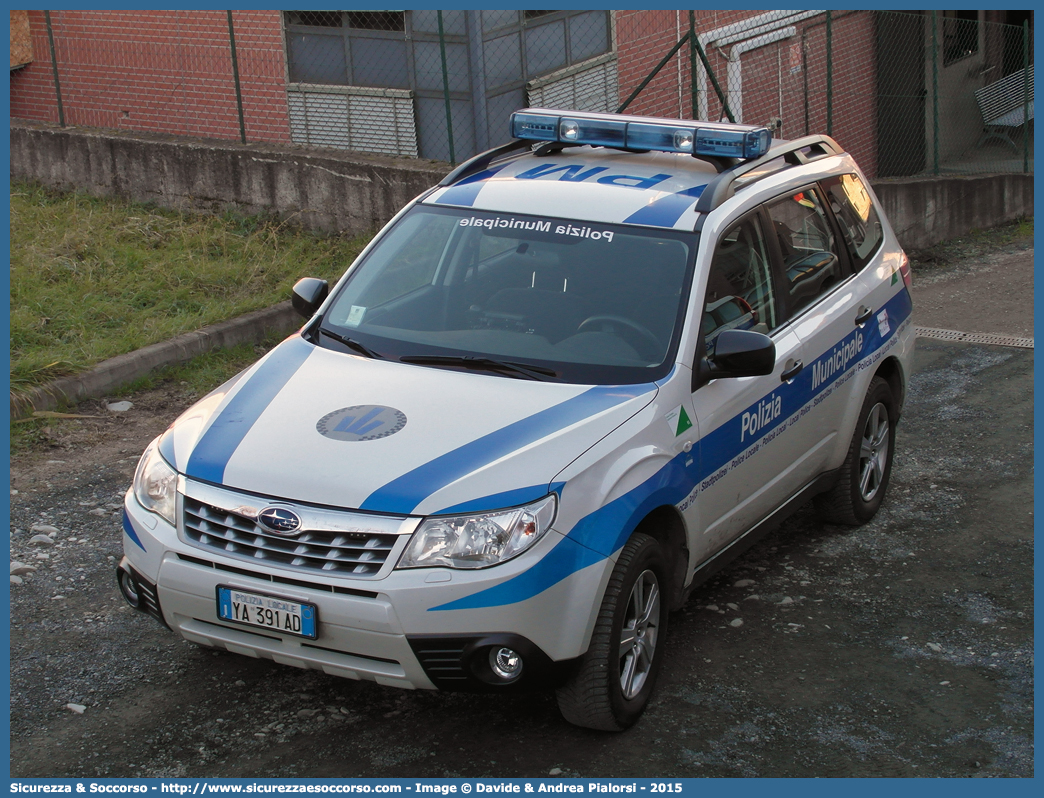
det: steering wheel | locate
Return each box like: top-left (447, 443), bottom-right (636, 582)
top-left (577, 315), bottom-right (661, 359)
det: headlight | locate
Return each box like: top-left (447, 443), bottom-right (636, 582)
top-left (397, 494), bottom-right (557, 570)
top-left (132, 440), bottom-right (177, 526)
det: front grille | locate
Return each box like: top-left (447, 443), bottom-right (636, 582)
top-left (182, 497), bottom-right (399, 577)
top-left (175, 553), bottom-right (379, 598)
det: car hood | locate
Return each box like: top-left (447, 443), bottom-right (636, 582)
top-left (157, 336), bottom-right (657, 516)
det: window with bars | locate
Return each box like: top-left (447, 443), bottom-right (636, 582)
top-left (285, 10), bottom-right (410, 88)
top-left (284, 10), bottom-right (612, 90)
top-left (482, 10), bottom-right (612, 86)
top-left (285, 10), bottom-right (405, 31)
top-left (281, 9), bottom-right (614, 161)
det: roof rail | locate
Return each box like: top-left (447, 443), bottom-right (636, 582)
top-left (438, 138), bottom-right (531, 187)
top-left (693, 134), bottom-right (843, 215)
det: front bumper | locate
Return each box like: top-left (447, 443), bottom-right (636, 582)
top-left (121, 491), bottom-right (607, 691)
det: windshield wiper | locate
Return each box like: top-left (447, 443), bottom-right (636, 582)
top-left (399, 355), bottom-right (560, 382)
top-left (320, 328), bottom-right (382, 359)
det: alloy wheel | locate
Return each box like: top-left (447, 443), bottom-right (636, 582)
top-left (858, 402), bottom-right (890, 502)
top-left (618, 569), bottom-right (660, 700)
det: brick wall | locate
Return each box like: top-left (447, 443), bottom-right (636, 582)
top-left (615, 10), bottom-right (687, 118)
top-left (803, 12), bottom-right (878, 180)
top-left (9, 9), bottom-right (291, 144)
top-left (616, 10), bottom-right (770, 119)
top-left (614, 10), bottom-right (880, 178)
top-left (8, 10), bottom-right (896, 180)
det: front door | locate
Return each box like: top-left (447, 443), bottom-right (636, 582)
top-left (687, 211), bottom-right (816, 560)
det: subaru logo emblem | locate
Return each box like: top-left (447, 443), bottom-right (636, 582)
top-left (257, 507), bottom-right (302, 535)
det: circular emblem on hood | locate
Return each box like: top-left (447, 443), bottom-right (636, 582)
top-left (257, 507), bottom-right (302, 535)
top-left (316, 405), bottom-right (407, 442)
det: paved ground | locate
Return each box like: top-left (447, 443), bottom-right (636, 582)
top-left (8, 248), bottom-right (1034, 778)
top-left (911, 248), bottom-right (1034, 339)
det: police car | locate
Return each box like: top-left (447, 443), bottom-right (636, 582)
top-left (120, 109), bottom-right (914, 731)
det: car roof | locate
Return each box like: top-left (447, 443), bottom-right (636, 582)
top-left (423, 145), bottom-right (724, 232)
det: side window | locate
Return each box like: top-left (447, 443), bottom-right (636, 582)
top-left (766, 188), bottom-right (842, 315)
top-left (823, 174), bottom-right (884, 271)
top-left (703, 216), bottom-right (776, 348)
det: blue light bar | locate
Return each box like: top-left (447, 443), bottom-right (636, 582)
top-left (627, 122), bottom-right (695, 153)
top-left (696, 128), bottom-right (772, 159)
top-left (560, 116), bottom-right (627, 148)
top-left (511, 112), bottom-right (558, 141)
top-left (509, 108), bottom-right (773, 161)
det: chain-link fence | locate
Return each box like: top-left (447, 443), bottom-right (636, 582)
top-left (615, 10), bottom-right (1034, 179)
top-left (10, 11), bottom-right (292, 145)
top-left (11, 10), bottom-right (1033, 179)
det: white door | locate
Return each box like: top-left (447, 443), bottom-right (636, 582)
top-left (686, 211), bottom-right (817, 560)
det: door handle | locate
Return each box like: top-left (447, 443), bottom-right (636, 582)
top-left (780, 359), bottom-right (803, 382)
top-left (855, 306), bottom-right (874, 326)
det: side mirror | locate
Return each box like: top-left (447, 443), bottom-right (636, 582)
top-left (695, 329), bottom-right (776, 388)
top-left (291, 277), bottom-right (329, 319)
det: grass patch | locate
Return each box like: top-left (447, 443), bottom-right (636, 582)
top-left (10, 335), bottom-right (282, 455)
top-left (10, 181), bottom-right (371, 391)
top-left (909, 216), bottom-right (1034, 271)
top-left (112, 335), bottom-right (283, 399)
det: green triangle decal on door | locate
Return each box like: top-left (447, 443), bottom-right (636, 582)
top-left (676, 406), bottom-right (693, 436)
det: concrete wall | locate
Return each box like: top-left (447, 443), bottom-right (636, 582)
top-left (10, 119), bottom-right (448, 235)
top-left (872, 174), bottom-right (1033, 251)
top-left (10, 119), bottom-right (1033, 249)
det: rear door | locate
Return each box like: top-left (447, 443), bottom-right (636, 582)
top-left (764, 177), bottom-right (896, 478)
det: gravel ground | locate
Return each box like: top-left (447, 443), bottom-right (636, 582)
top-left (8, 250), bottom-right (1034, 778)
top-left (911, 246), bottom-right (1034, 339)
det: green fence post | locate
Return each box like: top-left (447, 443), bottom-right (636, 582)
top-left (693, 36), bottom-right (735, 122)
top-left (44, 10), bottom-right (65, 128)
top-left (617, 34), bottom-right (690, 114)
top-left (932, 11), bottom-right (939, 175)
top-left (227, 11), bottom-right (247, 144)
top-left (689, 11), bottom-right (698, 119)
top-left (438, 11), bottom-right (456, 165)
top-left (1023, 19), bottom-right (1030, 174)
top-left (802, 30), bottom-right (810, 135)
top-left (826, 10), bottom-right (832, 136)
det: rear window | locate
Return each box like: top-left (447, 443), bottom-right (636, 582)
top-left (823, 173), bottom-right (884, 271)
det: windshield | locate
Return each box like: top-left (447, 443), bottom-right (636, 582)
top-left (318, 205), bottom-right (697, 384)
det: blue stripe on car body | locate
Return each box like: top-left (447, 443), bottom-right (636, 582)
top-left (433, 164), bottom-right (511, 208)
top-left (430, 451), bottom-right (695, 611)
top-left (623, 183), bottom-right (707, 227)
top-left (123, 510), bottom-right (146, 552)
top-left (361, 385), bottom-right (655, 515)
top-left (435, 482), bottom-right (567, 516)
top-left (430, 288), bottom-right (913, 610)
top-left (185, 336), bottom-right (313, 485)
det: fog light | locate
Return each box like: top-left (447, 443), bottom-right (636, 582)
top-left (117, 568), bottom-right (141, 609)
top-left (489, 647), bottom-right (523, 681)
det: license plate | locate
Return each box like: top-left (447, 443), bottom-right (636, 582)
top-left (217, 586), bottom-right (317, 639)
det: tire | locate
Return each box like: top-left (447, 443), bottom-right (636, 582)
top-left (556, 533), bottom-right (668, 731)
top-left (815, 376), bottom-right (896, 525)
